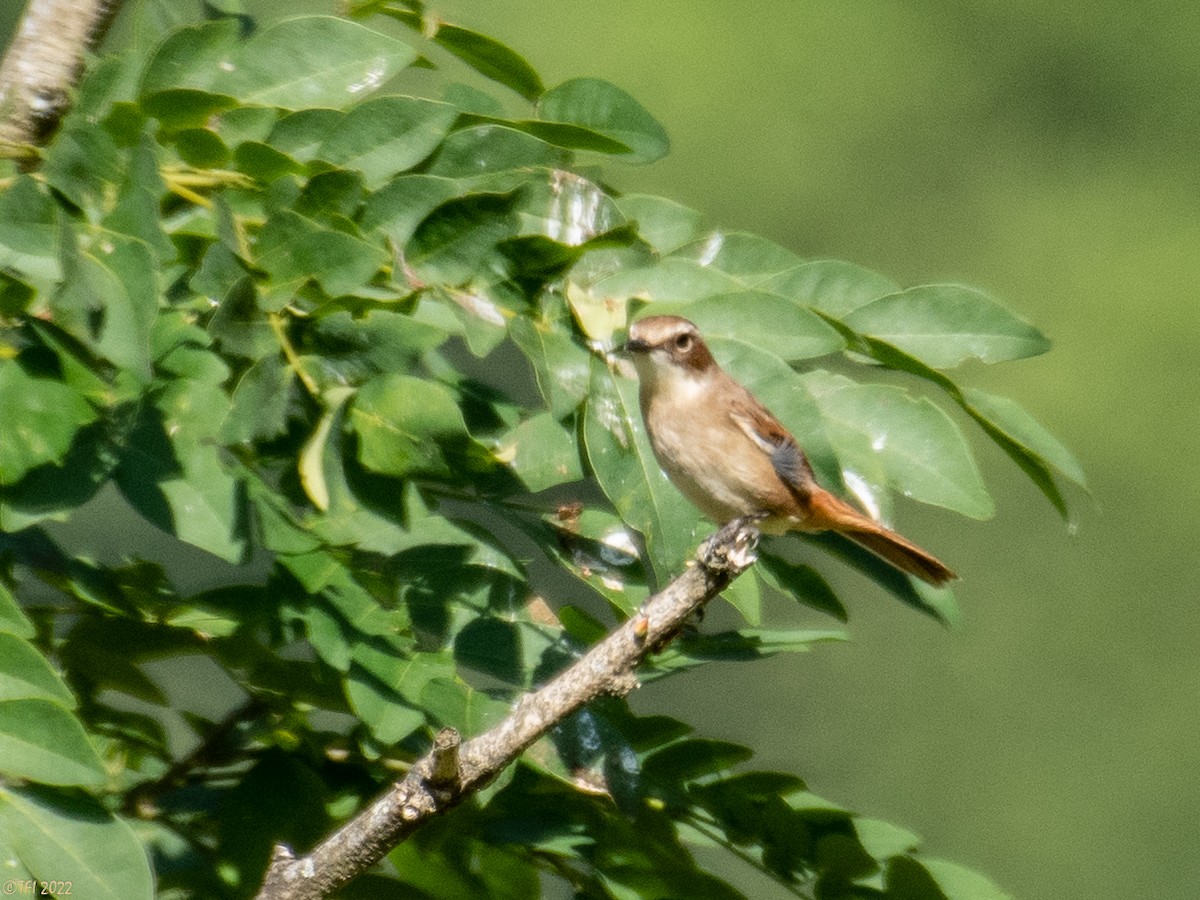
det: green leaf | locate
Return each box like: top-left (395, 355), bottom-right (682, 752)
top-left (854, 817), bottom-right (922, 860)
top-left (345, 666), bottom-right (426, 743)
top-left (470, 116), bottom-right (633, 155)
top-left (0, 177), bottom-right (62, 294)
top-left (420, 676), bottom-right (509, 734)
top-left (427, 22), bottom-right (544, 101)
top-left (509, 313), bottom-right (592, 418)
top-left (918, 857), bottom-right (1013, 900)
top-left (816, 322), bottom-right (1076, 519)
top-left (758, 552), bottom-right (847, 621)
top-left (454, 617), bottom-right (524, 684)
top-left (102, 172), bottom-right (175, 264)
top-left (583, 360), bottom-right (702, 581)
top-left (210, 17), bottom-right (419, 109)
top-left (427, 124), bottom-right (568, 178)
top-left (41, 124), bottom-right (124, 209)
top-left (0, 634), bottom-right (76, 706)
top-left (140, 88), bottom-right (237, 131)
top-left (406, 191), bottom-right (519, 285)
top-left (0, 363), bottom-right (97, 485)
top-left (318, 96), bottom-right (458, 188)
top-left (0, 699), bottom-right (105, 785)
top-left (169, 127), bottom-right (230, 167)
top-left (265, 108), bottom-right (346, 161)
top-left (538, 78), bottom-right (670, 164)
top-left (642, 738), bottom-right (753, 785)
top-left (0, 422), bottom-right (116, 532)
top-left (844, 284), bottom-right (1051, 368)
top-left (664, 627), bottom-right (846, 667)
top-left (254, 209), bottom-right (388, 306)
top-left (220, 354), bottom-right (295, 444)
top-left (617, 194), bottom-right (706, 255)
top-left (349, 373), bottom-right (473, 478)
top-left (308, 308), bottom-right (448, 375)
top-left (115, 347), bottom-right (244, 562)
top-left (0, 785), bottom-right (154, 900)
top-left (499, 412), bottom-right (584, 492)
top-left (761, 259), bottom-right (900, 317)
top-left (0, 584), bottom-right (34, 638)
top-left (647, 291), bottom-right (844, 362)
top-left (139, 18), bottom-right (241, 95)
top-left (672, 231), bottom-right (804, 282)
top-left (804, 371), bottom-right (994, 519)
top-left (57, 236), bottom-right (159, 383)
top-left (592, 258), bottom-right (741, 304)
top-left (963, 388), bottom-right (1086, 488)
top-left (361, 174), bottom-right (462, 248)
top-left (720, 571), bottom-right (761, 624)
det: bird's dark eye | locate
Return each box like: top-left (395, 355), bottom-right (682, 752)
top-left (674, 333), bottom-right (693, 352)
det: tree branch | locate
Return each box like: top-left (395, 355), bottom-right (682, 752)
top-left (254, 517), bottom-right (762, 900)
top-left (0, 0), bottom-right (122, 157)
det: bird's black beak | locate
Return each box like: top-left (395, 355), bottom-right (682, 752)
top-left (623, 337), bottom-right (651, 354)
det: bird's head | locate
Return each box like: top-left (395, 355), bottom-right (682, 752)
top-left (624, 315), bottom-right (717, 387)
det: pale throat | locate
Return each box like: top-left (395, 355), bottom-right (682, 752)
top-left (648, 358), bottom-right (712, 406)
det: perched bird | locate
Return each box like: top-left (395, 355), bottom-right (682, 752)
top-left (624, 315), bottom-right (956, 586)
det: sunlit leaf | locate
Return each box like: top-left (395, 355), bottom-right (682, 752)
top-left (428, 23), bottom-right (544, 101)
top-left (318, 95), bottom-right (457, 188)
top-left (964, 388), bottom-right (1086, 488)
top-left (803, 370), bottom-right (993, 519)
top-left (617, 194), bottom-right (706, 255)
top-left (361, 174), bottom-right (461, 248)
top-left (349, 373), bottom-right (472, 478)
top-left (0, 363), bottom-right (96, 485)
top-left (538, 78), bottom-right (670, 164)
top-left (0, 635), bottom-right (76, 706)
top-left (406, 191), bottom-right (519, 286)
top-left (0, 699), bottom-right (106, 785)
top-left (0, 177), bottom-right (62, 295)
top-left (917, 857), bottom-right (1013, 900)
top-left (499, 412), bottom-right (584, 492)
top-left (427, 124), bottom-right (568, 178)
top-left (592, 258), bottom-right (741, 305)
top-left (254, 209), bottom-right (388, 307)
top-left (672, 231), bottom-right (803, 282)
top-left (762, 259), bottom-right (900, 317)
top-left (211, 17), bottom-right (418, 109)
top-left (0, 584), bottom-right (33, 638)
top-left (139, 18), bottom-right (242, 95)
top-left (0, 786), bottom-right (154, 900)
top-left (844, 284), bottom-right (1051, 368)
top-left (646, 291), bottom-right (844, 362)
top-left (509, 313), bottom-right (593, 418)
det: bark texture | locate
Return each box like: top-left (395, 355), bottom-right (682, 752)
top-left (0, 0), bottom-right (119, 153)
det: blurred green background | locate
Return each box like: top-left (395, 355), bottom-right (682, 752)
top-left (433, 3), bottom-right (1198, 899)
top-left (8, 1), bottom-right (1197, 897)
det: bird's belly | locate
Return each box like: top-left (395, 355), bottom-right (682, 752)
top-left (647, 412), bottom-right (784, 523)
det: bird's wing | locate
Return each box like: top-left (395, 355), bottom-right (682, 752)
top-left (728, 394), bottom-right (816, 497)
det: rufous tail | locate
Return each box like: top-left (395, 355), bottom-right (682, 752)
top-left (806, 489), bottom-right (957, 586)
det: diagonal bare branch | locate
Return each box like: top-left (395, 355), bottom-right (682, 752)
top-left (255, 517), bottom-right (761, 900)
top-left (0, 0), bottom-right (123, 157)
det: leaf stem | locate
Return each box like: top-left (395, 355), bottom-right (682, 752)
top-left (269, 311), bottom-right (320, 399)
